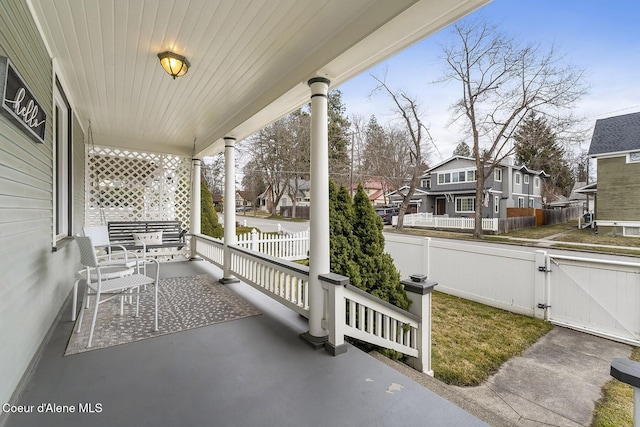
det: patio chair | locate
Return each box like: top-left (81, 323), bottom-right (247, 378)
top-left (83, 225), bottom-right (141, 269)
top-left (75, 236), bottom-right (160, 348)
top-left (70, 226), bottom-right (145, 321)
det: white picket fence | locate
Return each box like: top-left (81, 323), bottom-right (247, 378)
top-left (397, 212), bottom-right (498, 231)
top-left (236, 228), bottom-right (310, 261)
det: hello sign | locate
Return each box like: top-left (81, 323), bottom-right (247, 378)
top-left (0, 56), bottom-right (47, 144)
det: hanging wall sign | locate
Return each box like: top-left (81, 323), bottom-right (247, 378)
top-left (0, 56), bottom-right (47, 144)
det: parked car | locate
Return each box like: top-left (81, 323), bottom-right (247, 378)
top-left (375, 206), bottom-right (398, 225)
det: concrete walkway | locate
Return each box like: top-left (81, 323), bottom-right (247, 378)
top-left (374, 327), bottom-right (632, 426)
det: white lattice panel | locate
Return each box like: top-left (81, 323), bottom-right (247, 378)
top-left (85, 146), bottom-right (192, 258)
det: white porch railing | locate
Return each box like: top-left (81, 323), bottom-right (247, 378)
top-left (320, 273), bottom-right (436, 373)
top-left (398, 212), bottom-right (498, 231)
top-left (195, 234), bottom-right (310, 316)
top-left (236, 228), bottom-right (310, 261)
top-left (193, 233), bottom-right (434, 373)
top-left (230, 245), bottom-right (310, 317)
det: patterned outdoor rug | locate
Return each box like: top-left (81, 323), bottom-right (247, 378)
top-left (65, 274), bottom-right (261, 355)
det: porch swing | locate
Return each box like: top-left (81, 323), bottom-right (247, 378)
top-left (82, 122), bottom-right (188, 261)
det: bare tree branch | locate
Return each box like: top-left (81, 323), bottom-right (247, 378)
top-left (438, 17), bottom-right (588, 237)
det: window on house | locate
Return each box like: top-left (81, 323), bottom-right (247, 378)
top-left (455, 197), bottom-right (475, 213)
top-left (534, 177), bottom-right (540, 188)
top-left (528, 199), bottom-right (534, 208)
top-left (624, 227), bottom-right (640, 237)
top-left (518, 197), bottom-right (525, 208)
top-left (437, 173), bottom-right (450, 184)
top-left (515, 172), bottom-right (521, 185)
top-left (524, 175), bottom-right (529, 184)
top-left (494, 168), bottom-right (502, 182)
top-left (54, 83), bottom-right (71, 242)
top-left (494, 196), bottom-right (499, 214)
top-left (438, 170), bottom-right (476, 185)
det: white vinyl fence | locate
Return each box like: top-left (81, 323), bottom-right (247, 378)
top-left (385, 233), bottom-right (640, 345)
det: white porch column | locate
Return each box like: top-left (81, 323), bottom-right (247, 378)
top-left (221, 137), bottom-right (239, 283)
top-left (301, 77), bottom-right (330, 348)
top-left (190, 158), bottom-right (202, 260)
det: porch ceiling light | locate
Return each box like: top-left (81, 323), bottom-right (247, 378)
top-left (158, 51), bottom-right (190, 79)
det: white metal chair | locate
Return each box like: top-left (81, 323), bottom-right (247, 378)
top-left (75, 235), bottom-right (160, 348)
top-left (71, 226), bottom-right (144, 321)
top-left (83, 225), bottom-right (140, 268)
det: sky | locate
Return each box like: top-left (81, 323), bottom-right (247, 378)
top-left (336, 0), bottom-right (640, 163)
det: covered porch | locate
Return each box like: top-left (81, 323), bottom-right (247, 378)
top-left (2, 0), bottom-right (491, 424)
top-left (5, 260), bottom-right (485, 427)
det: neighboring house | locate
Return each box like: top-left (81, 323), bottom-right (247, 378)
top-left (354, 178), bottom-right (392, 206)
top-left (389, 156), bottom-right (547, 218)
top-left (546, 182), bottom-right (593, 212)
top-left (258, 178), bottom-right (311, 213)
top-left (386, 186), bottom-right (429, 213)
top-left (587, 112), bottom-right (640, 236)
top-left (236, 190), bottom-right (255, 210)
top-left (212, 193), bottom-right (223, 207)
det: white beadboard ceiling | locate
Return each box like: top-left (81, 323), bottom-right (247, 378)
top-left (28, 0), bottom-right (488, 157)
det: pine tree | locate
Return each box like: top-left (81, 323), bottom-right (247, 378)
top-left (328, 183), bottom-right (409, 310)
top-left (452, 141), bottom-right (472, 157)
top-left (513, 113), bottom-right (574, 197)
top-left (328, 182), bottom-right (362, 289)
top-left (201, 180), bottom-right (223, 238)
top-left (351, 184), bottom-right (410, 310)
top-left (327, 90), bottom-right (351, 185)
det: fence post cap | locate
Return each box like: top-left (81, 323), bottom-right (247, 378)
top-left (611, 358), bottom-right (640, 388)
top-left (401, 277), bottom-right (437, 295)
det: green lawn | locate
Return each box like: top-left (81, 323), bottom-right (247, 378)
top-left (392, 220), bottom-right (639, 419)
top-left (431, 291), bottom-right (553, 386)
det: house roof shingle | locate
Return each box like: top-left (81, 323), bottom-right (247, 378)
top-left (588, 111), bottom-right (640, 156)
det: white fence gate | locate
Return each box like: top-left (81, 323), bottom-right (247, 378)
top-left (545, 255), bottom-right (640, 345)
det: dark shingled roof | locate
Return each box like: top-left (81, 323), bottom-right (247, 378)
top-left (588, 112), bottom-right (640, 156)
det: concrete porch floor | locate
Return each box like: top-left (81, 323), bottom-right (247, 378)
top-left (5, 260), bottom-right (486, 427)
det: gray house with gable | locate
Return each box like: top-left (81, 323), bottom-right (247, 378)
top-left (390, 156), bottom-right (547, 218)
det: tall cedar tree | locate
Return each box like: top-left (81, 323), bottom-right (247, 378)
top-left (327, 90), bottom-right (351, 185)
top-left (201, 180), bottom-right (223, 238)
top-left (328, 182), bottom-right (362, 289)
top-left (351, 184), bottom-right (410, 310)
top-left (513, 113), bottom-right (574, 197)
